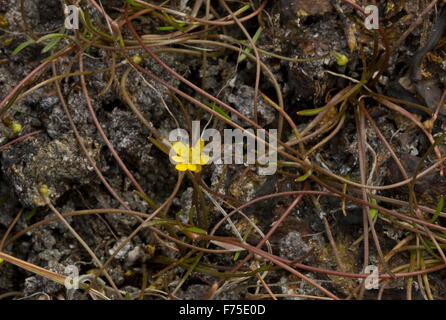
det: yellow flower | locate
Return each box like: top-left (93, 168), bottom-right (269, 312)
top-left (10, 123), bottom-right (22, 135)
top-left (332, 51), bottom-right (349, 66)
top-left (171, 139), bottom-right (210, 173)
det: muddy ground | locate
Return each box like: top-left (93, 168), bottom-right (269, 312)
top-left (0, 0), bottom-right (446, 300)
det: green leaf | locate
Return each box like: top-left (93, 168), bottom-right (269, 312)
top-left (233, 222), bottom-right (256, 261)
top-left (145, 219), bottom-right (177, 227)
top-left (369, 198), bottom-right (378, 220)
top-left (161, 12), bottom-right (187, 31)
top-left (238, 27), bottom-right (263, 63)
top-left (158, 23), bottom-right (187, 31)
top-left (127, 0), bottom-right (147, 8)
top-left (134, 191), bottom-right (158, 209)
top-left (41, 29), bottom-right (66, 53)
top-left (297, 106), bottom-right (325, 116)
top-left (42, 40), bottom-right (62, 53)
top-left (430, 196), bottom-right (444, 223)
top-left (12, 40), bottom-right (35, 56)
top-left (37, 33), bottom-right (68, 43)
top-left (184, 226), bottom-right (207, 235)
top-left (205, 102), bottom-right (231, 120)
top-left (81, 9), bottom-right (117, 41)
top-left (295, 169), bottom-right (312, 182)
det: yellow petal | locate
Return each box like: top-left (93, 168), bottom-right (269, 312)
top-left (200, 154), bottom-right (210, 165)
top-left (172, 155), bottom-right (186, 163)
top-left (190, 150), bottom-right (201, 165)
top-left (188, 164), bottom-right (201, 173)
top-left (192, 139), bottom-right (205, 151)
top-left (175, 163), bottom-right (189, 171)
top-left (173, 142), bottom-right (188, 156)
top-left (172, 142), bottom-right (182, 153)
